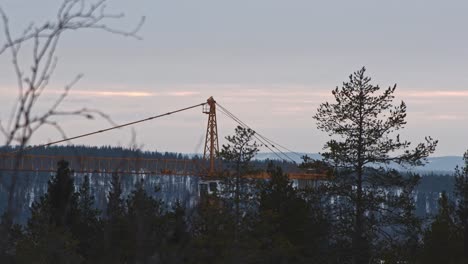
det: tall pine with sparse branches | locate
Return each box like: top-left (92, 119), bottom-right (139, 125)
top-left (314, 67), bottom-right (438, 263)
top-left (219, 125), bottom-right (260, 241)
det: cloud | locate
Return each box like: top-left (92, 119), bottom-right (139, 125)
top-left (166, 91), bottom-right (201, 97)
top-left (431, 114), bottom-right (466, 121)
top-left (65, 89), bottom-right (202, 98)
top-left (399, 90), bottom-right (468, 98)
top-left (69, 90), bottom-right (156, 97)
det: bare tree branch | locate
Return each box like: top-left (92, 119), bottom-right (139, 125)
top-left (0, 0), bottom-right (145, 220)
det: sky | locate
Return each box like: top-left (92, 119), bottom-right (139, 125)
top-left (0, 0), bottom-right (467, 156)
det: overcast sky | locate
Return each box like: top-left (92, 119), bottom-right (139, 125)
top-left (1, 0), bottom-right (467, 156)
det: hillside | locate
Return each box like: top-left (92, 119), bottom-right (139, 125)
top-left (254, 152), bottom-right (465, 173)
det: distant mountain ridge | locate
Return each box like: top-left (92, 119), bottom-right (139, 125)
top-left (254, 152), bottom-right (465, 173)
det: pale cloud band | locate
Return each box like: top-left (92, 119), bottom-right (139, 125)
top-left (68, 90), bottom-right (201, 98)
top-left (2, 85), bottom-right (467, 99)
top-left (70, 90), bottom-right (155, 97)
top-left (399, 90), bottom-right (468, 98)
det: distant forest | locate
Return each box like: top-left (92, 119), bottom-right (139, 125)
top-left (0, 144), bottom-right (464, 263)
top-left (0, 145), bottom-right (458, 221)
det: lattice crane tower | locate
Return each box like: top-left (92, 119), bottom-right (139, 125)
top-left (202, 96), bottom-right (219, 176)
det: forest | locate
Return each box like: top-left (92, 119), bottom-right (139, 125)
top-left (0, 0), bottom-right (468, 264)
top-left (0, 68), bottom-right (467, 264)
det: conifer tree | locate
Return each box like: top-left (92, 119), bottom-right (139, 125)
top-left (255, 165), bottom-right (309, 263)
top-left (314, 67), bottom-right (437, 263)
top-left (420, 192), bottom-right (463, 264)
top-left (103, 172), bottom-right (128, 263)
top-left (74, 175), bottom-right (102, 262)
top-left (161, 200), bottom-right (191, 264)
top-left (125, 180), bottom-right (165, 263)
top-left (47, 160), bottom-right (79, 228)
top-left (190, 190), bottom-right (237, 264)
top-left (107, 172), bottom-right (124, 220)
top-left (219, 125), bottom-right (259, 239)
top-left (0, 214), bottom-right (22, 263)
top-left (15, 160), bottom-right (82, 263)
top-left (455, 150), bottom-right (468, 261)
top-left (254, 164), bottom-right (330, 263)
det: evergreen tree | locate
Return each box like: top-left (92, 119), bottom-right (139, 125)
top-left (74, 175), bottom-right (103, 262)
top-left (15, 160), bottom-right (83, 263)
top-left (219, 125), bottom-right (259, 241)
top-left (420, 192), bottom-right (463, 264)
top-left (125, 180), bottom-right (165, 263)
top-left (190, 190), bottom-right (237, 264)
top-left (253, 164), bottom-right (330, 263)
top-left (103, 172), bottom-right (128, 263)
top-left (106, 172), bottom-right (124, 220)
top-left (314, 67), bottom-right (437, 263)
top-left (47, 160), bottom-right (79, 228)
top-left (161, 200), bottom-right (191, 264)
top-left (0, 214), bottom-right (22, 263)
top-left (454, 150), bottom-right (468, 261)
top-left (168, 200), bottom-right (190, 248)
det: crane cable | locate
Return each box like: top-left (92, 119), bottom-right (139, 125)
top-left (217, 103), bottom-right (303, 160)
top-left (217, 107), bottom-right (286, 162)
top-left (6, 102), bottom-right (207, 155)
top-left (216, 104), bottom-right (297, 163)
top-left (218, 104), bottom-right (303, 159)
top-left (216, 105), bottom-right (295, 163)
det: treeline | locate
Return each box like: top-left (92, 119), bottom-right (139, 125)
top-left (0, 160), bottom-right (329, 263)
top-left (0, 149), bottom-right (459, 225)
top-left (0, 145), bottom-right (188, 160)
top-left (1, 158), bottom-right (467, 263)
top-left (0, 145), bottom-right (300, 224)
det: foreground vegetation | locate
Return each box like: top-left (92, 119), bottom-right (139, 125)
top-left (0, 66), bottom-right (466, 264)
top-left (0, 153), bottom-right (467, 264)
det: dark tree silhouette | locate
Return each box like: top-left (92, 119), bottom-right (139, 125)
top-left (106, 173), bottom-right (124, 220)
top-left (219, 125), bottom-right (259, 240)
top-left (161, 200), bottom-right (191, 264)
top-left (314, 67), bottom-right (437, 263)
top-left (420, 192), bottom-right (463, 264)
top-left (102, 172), bottom-right (128, 263)
top-left (74, 175), bottom-right (102, 261)
top-left (455, 150), bottom-right (468, 261)
top-left (125, 180), bottom-right (165, 263)
top-left (46, 160), bottom-right (78, 228)
top-left (15, 160), bottom-right (82, 263)
top-left (254, 164), bottom-right (330, 263)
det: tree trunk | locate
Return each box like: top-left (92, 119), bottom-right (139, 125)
top-left (354, 91), bottom-right (369, 264)
top-left (354, 164), bottom-right (369, 264)
top-left (235, 159), bottom-right (240, 242)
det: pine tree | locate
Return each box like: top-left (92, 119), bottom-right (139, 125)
top-left (219, 125), bottom-right (259, 241)
top-left (420, 192), bottom-right (463, 264)
top-left (74, 175), bottom-right (103, 262)
top-left (190, 190), bottom-right (237, 264)
top-left (125, 180), bottom-right (165, 263)
top-left (106, 172), bottom-right (124, 220)
top-left (254, 164), bottom-right (329, 263)
top-left (103, 172), bottom-right (128, 263)
top-left (15, 160), bottom-right (83, 263)
top-left (0, 213), bottom-right (22, 263)
top-left (161, 200), bottom-right (191, 264)
top-left (168, 200), bottom-right (189, 247)
top-left (47, 160), bottom-right (79, 228)
top-left (314, 67), bottom-right (438, 263)
top-left (455, 150), bottom-right (468, 261)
